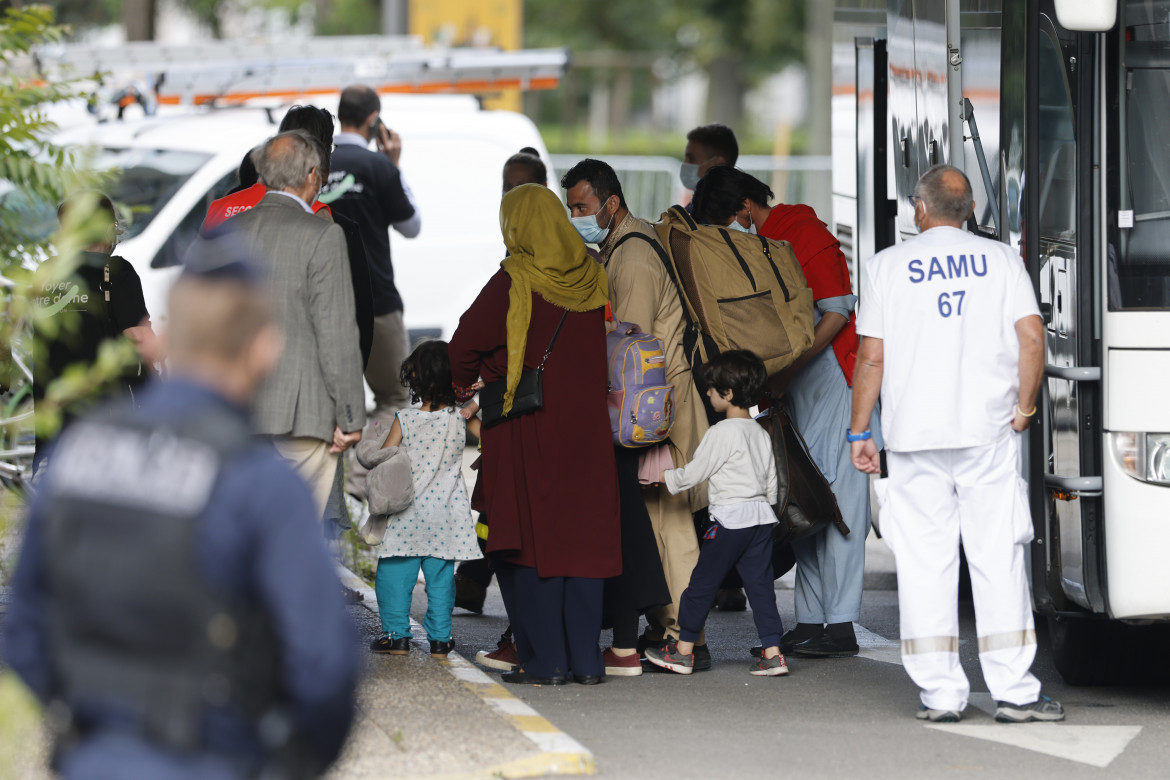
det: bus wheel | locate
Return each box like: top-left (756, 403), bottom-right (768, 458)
top-left (1047, 616), bottom-right (1121, 686)
top-left (1047, 616), bottom-right (1170, 686)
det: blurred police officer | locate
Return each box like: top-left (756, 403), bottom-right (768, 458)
top-left (850, 165), bottom-right (1061, 724)
top-left (2, 237), bottom-right (360, 778)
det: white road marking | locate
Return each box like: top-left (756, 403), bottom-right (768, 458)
top-left (925, 724), bottom-right (1142, 768)
top-left (854, 623), bottom-right (903, 666)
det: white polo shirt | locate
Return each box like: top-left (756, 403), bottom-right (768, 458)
top-left (855, 226), bottom-right (1041, 452)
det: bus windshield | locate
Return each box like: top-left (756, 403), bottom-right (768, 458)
top-left (1116, 0), bottom-right (1170, 308)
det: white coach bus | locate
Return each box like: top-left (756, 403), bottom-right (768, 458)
top-left (831, 0), bottom-right (1170, 684)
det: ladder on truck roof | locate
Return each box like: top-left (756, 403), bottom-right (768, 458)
top-left (35, 36), bottom-right (569, 106)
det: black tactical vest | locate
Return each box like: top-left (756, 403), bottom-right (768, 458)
top-left (42, 400), bottom-right (281, 754)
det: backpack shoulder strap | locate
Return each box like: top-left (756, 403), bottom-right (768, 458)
top-left (668, 204), bottom-right (698, 231)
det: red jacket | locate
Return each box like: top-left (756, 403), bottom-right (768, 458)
top-left (202, 183), bottom-right (330, 234)
top-left (760, 204), bottom-right (859, 385)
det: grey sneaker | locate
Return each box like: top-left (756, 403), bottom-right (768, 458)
top-left (916, 706), bottom-right (961, 723)
top-left (644, 638), bottom-right (694, 675)
top-left (748, 653), bottom-right (790, 676)
top-left (995, 696), bottom-right (1065, 723)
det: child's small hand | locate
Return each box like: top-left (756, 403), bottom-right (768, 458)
top-left (657, 469), bottom-right (668, 485)
top-left (460, 401), bottom-right (480, 420)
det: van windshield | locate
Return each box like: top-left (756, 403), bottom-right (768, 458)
top-left (93, 147), bottom-right (211, 240)
top-left (1116, 0), bottom-right (1170, 308)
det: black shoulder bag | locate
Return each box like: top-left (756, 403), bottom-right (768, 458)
top-left (478, 309), bottom-right (569, 429)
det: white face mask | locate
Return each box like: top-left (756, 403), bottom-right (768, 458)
top-left (680, 162), bottom-right (701, 191)
top-left (725, 213), bottom-right (755, 234)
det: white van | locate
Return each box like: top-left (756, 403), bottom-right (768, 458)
top-left (51, 95), bottom-right (554, 341)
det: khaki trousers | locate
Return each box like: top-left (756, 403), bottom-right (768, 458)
top-left (270, 436), bottom-right (338, 520)
top-left (644, 482), bottom-right (704, 643)
top-left (346, 310), bottom-right (411, 498)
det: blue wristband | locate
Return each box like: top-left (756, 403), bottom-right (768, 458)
top-left (846, 428), bottom-right (872, 442)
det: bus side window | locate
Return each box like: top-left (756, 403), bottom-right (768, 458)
top-left (150, 170), bottom-right (237, 268)
top-left (1036, 24), bottom-right (1077, 242)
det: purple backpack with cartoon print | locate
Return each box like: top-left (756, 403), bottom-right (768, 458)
top-left (606, 322), bottom-right (675, 448)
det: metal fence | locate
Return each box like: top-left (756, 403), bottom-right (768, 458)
top-left (549, 154), bottom-right (832, 223)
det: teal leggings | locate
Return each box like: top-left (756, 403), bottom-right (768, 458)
top-left (374, 556), bottom-right (455, 641)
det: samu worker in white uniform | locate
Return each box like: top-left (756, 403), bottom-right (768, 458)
top-left (849, 165), bottom-right (1064, 724)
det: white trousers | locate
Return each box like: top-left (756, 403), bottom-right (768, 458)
top-left (878, 432), bottom-right (1041, 711)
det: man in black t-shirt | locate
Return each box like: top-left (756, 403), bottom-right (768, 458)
top-left (322, 85), bottom-right (420, 498)
top-left (33, 193), bottom-right (157, 468)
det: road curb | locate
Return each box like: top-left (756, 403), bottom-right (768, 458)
top-left (337, 566), bottom-right (596, 778)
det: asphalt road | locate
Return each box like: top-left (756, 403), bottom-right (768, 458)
top-left (450, 572), bottom-right (1170, 780)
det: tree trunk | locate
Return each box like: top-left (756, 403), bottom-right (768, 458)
top-left (123, 0), bottom-right (156, 41)
top-left (705, 53), bottom-right (745, 133)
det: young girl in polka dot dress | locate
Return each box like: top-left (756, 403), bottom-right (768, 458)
top-left (369, 340), bottom-right (482, 657)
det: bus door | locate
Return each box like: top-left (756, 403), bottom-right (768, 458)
top-left (1035, 11), bottom-right (1100, 611)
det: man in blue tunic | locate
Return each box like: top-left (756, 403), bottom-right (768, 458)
top-left (2, 237), bottom-right (360, 778)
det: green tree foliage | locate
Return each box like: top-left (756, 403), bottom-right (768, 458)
top-left (525, 0), bottom-right (805, 82)
top-left (524, 0), bottom-right (806, 129)
top-left (1, 5), bottom-right (134, 469)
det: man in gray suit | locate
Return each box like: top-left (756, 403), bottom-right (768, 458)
top-left (206, 130), bottom-right (366, 516)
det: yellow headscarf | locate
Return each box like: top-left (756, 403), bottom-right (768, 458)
top-left (498, 184), bottom-right (609, 413)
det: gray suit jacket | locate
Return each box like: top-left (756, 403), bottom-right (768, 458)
top-left (205, 193), bottom-right (365, 441)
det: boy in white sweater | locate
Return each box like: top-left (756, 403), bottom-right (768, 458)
top-left (646, 350), bottom-right (787, 676)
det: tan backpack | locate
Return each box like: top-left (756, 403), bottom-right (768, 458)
top-left (615, 206), bottom-right (814, 376)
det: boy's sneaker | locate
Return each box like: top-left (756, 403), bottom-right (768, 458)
top-left (916, 706), bottom-right (961, 723)
top-left (476, 635), bottom-right (519, 671)
top-left (644, 638), bottom-right (694, 675)
top-left (995, 696), bottom-right (1065, 723)
top-left (603, 648), bottom-right (643, 677)
top-left (748, 653), bottom-right (790, 676)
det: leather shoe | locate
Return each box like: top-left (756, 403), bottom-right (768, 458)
top-left (789, 630), bottom-right (859, 658)
top-left (715, 588), bottom-right (747, 611)
top-left (370, 635), bottom-right (410, 655)
top-left (693, 643), bottom-right (712, 672)
top-left (574, 674), bottom-right (606, 685)
top-left (502, 670), bottom-right (568, 685)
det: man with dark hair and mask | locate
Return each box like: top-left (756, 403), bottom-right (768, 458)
top-left (3, 236), bottom-right (361, 777)
top-left (561, 158), bottom-right (711, 673)
top-left (680, 123), bottom-right (739, 192)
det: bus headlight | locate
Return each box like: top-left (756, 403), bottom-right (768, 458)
top-left (1147, 435), bottom-right (1170, 485)
top-left (1111, 432), bottom-right (1170, 485)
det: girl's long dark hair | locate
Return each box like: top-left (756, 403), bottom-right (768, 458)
top-left (399, 339), bottom-right (457, 407)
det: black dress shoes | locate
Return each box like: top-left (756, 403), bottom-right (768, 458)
top-left (789, 628), bottom-right (860, 658)
top-left (370, 635), bottom-right (410, 655)
top-left (573, 674), bottom-right (606, 685)
top-left (501, 670), bottom-right (569, 685)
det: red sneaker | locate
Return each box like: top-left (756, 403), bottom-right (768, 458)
top-left (476, 636), bottom-right (519, 671)
top-left (603, 647), bottom-right (643, 677)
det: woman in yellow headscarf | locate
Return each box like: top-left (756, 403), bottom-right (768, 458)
top-left (449, 184), bottom-right (620, 685)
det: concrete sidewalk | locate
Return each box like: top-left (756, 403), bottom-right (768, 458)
top-left (329, 570), bottom-right (595, 780)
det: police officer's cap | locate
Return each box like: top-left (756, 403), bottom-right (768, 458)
top-left (182, 226), bottom-right (267, 285)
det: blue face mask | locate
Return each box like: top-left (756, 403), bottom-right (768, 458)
top-left (680, 162), bottom-right (701, 191)
top-left (571, 207), bottom-right (614, 245)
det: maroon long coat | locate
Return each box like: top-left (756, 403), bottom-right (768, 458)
top-left (449, 270), bottom-right (621, 579)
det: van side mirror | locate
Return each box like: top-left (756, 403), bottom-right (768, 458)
top-left (1054, 0), bottom-right (1117, 32)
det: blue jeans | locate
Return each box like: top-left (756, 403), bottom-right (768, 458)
top-left (374, 556), bottom-right (455, 641)
top-left (678, 522), bottom-right (784, 648)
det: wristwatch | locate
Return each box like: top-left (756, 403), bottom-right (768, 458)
top-left (846, 429), bottom-right (872, 442)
